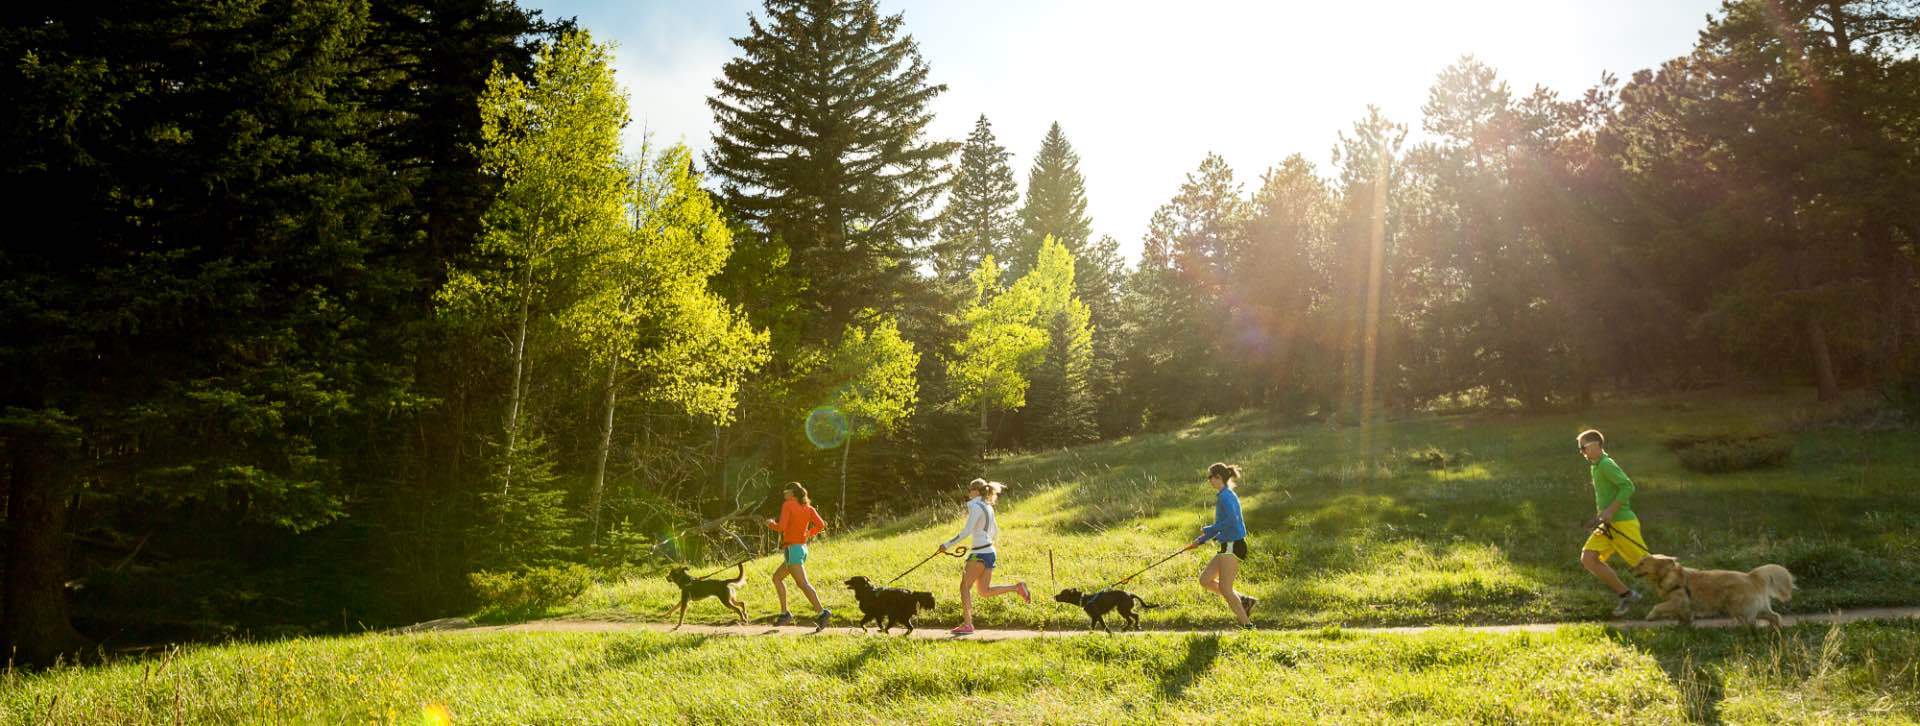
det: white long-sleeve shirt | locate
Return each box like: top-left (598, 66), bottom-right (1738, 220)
top-left (942, 496), bottom-right (998, 553)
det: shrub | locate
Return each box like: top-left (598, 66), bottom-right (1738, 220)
top-left (1672, 435), bottom-right (1792, 473)
top-left (468, 564), bottom-right (593, 613)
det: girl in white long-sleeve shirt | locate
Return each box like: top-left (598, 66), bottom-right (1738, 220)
top-left (937, 478), bottom-right (1030, 634)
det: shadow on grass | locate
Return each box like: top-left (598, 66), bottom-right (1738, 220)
top-left (1155, 635), bottom-right (1221, 701)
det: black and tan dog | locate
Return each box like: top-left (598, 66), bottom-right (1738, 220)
top-left (664, 564), bottom-right (749, 629)
top-left (1054, 587), bottom-right (1159, 632)
top-left (843, 576), bottom-right (936, 635)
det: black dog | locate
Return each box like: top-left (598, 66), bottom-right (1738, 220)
top-left (843, 576), bottom-right (936, 635)
top-left (664, 564), bottom-right (749, 629)
top-left (1054, 588), bottom-right (1159, 632)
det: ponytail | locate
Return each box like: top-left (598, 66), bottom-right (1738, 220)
top-left (785, 482), bottom-right (811, 506)
top-left (1207, 462), bottom-right (1241, 489)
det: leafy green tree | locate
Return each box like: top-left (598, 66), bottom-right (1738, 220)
top-left (571, 143), bottom-right (770, 541)
top-left (937, 115), bottom-right (1021, 284)
top-left (823, 316), bottom-right (920, 520)
top-left (438, 30), bottom-right (629, 495)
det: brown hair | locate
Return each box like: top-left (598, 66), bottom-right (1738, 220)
top-left (1577, 430), bottom-right (1605, 448)
top-left (1207, 463), bottom-right (1241, 488)
top-left (784, 482), bottom-right (811, 506)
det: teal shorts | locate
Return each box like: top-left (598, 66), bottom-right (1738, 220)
top-left (784, 544), bottom-right (809, 566)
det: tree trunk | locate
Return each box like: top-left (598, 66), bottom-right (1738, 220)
top-left (589, 360), bottom-right (619, 545)
top-left (838, 434), bottom-right (852, 525)
top-left (1808, 316), bottom-right (1842, 402)
top-left (2, 433), bottom-right (89, 666)
top-left (502, 283), bottom-right (532, 495)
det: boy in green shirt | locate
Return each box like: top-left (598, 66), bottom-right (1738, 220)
top-left (1578, 429), bottom-right (1646, 617)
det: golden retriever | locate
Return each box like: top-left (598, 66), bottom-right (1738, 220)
top-left (1628, 554), bottom-right (1796, 627)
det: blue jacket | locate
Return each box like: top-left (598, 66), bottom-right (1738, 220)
top-left (1196, 487), bottom-right (1246, 543)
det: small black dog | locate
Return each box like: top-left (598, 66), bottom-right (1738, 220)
top-left (843, 576), bottom-right (936, 635)
top-left (1054, 587), bottom-right (1159, 632)
top-left (664, 564), bottom-right (749, 629)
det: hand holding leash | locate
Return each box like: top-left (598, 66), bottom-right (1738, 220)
top-left (889, 544), bottom-right (968, 585)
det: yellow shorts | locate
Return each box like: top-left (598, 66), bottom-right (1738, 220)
top-left (1581, 518), bottom-right (1648, 566)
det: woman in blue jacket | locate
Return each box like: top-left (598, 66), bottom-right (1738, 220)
top-left (1187, 462), bottom-right (1254, 629)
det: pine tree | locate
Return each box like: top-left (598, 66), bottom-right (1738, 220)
top-left (1026, 305), bottom-right (1097, 448)
top-left (1011, 122), bottom-right (1092, 280)
top-left (936, 115), bottom-right (1020, 283)
top-left (706, 0), bottom-right (957, 340)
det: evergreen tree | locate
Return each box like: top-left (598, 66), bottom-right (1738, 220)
top-left (936, 115), bottom-right (1020, 284)
top-left (0, 0), bottom-right (411, 663)
top-left (1025, 305), bottom-right (1098, 448)
top-left (1012, 122), bottom-right (1093, 280)
top-left (706, 0), bottom-right (957, 340)
top-left (1237, 155), bottom-right (1332, 411)
top-left (1118, 154), bottom-right (1247, 423)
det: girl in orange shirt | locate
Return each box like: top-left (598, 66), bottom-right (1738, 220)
top-left (766, 482), bottom-right (829, 630)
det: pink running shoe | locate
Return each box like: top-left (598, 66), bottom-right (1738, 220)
top-left (949, 624), bottom-right (975, 635)
top-left (1015, 582), bottom-right (1031, 604)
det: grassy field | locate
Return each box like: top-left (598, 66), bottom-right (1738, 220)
top-left (8, 621), bottom-right (1917, 723)
top-left (567, 388), bottom-right (1920, 632)
top-left (12, 388), bottom-right (1918, 724)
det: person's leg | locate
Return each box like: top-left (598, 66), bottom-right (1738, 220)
top-left (1216, 555), bottom-right (1249, 625)
top-left (1580, 549), bottom-right (1629, 595)
top-left (771, 563), bottom-right (792, 613)
top-left (976, 561), bottom-right (1021, 598)
top-left (1198, 553), bottom-right (1224, 595)
top-left (790, 563), bottom-right (823, 611)
top-left (957, 560), bottom-right (983, 627)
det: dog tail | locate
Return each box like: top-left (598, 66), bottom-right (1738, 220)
top-left (1752, 564), bottom-right (1795, 603)
top-left (726, 563), bottom-right (746, 584)
top-left (1131, 594), bottom-right (1160, 610)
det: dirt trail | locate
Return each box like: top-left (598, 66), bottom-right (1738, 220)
top-left (405, 606), bottom-right (1920, 642)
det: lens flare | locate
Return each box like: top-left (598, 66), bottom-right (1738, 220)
top-left (805, 406), bottom-right (849, 450)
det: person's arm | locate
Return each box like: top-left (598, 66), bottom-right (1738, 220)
top-left (1193, 496), bottom-right (1223, 546)
top-left (803, 506), bottom-right (826, 541)
top-left (942, 503), bottom-right (982, 549)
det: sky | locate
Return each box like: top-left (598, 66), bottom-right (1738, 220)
top-left (522, 0), bottom-right (1726, 260)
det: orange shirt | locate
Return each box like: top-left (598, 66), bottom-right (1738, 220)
top-left (769, 499), bottom-right (826, 545)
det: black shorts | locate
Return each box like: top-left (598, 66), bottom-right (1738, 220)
top-left (1218, 539), bottom-right (1248, 560)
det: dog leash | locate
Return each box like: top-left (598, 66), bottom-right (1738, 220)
top-left (1593, 519), bottom-right (1651, 556)
top-left (1093, 545), bottom-right (1192, 594)
top-left (693, 552), bottom-right (767, 580)
top-left (887, 545), bottom-right (968, 585)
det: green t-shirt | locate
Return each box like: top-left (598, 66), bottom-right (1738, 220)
top-left (1590, 455), bottom-right (1637, 521)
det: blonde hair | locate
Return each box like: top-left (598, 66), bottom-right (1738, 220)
top-left (967, 478), bottom-right (1005, 496)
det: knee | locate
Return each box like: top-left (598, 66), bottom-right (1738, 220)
top-left (1579, 550), bottom-right (1600, 567)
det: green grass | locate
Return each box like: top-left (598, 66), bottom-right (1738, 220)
top-left (564, 388), bottom-right (1920, 631)
top-left (12, 388), bottom-right (1920, 723)
top-left (9, 622), bottom-right (1917, 723)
